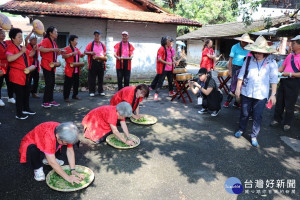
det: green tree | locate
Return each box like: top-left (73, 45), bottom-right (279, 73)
top-left (153, 0), bottom-right (274, 35)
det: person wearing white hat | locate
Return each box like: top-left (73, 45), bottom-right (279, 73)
top-left (25, 29), bottom-right (40, 99)
top-left (114, 31), bottom-right (135, 90)
top-left (271, 35), bottom-right (300, 131)
top-left (234, 36), bottom-right (278, 147)
top-left (223, 33), bottom-right (254, 108)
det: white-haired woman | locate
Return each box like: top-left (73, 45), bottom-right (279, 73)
top-left (19, 122), bottom-right (84, 182)
top-left (234, 36), bottom-right (278, 147)
top-left (82, 102), bottom-right (136, 145)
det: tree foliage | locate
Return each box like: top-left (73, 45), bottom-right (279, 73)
top-left (152, 0), bottom-right (272, 35)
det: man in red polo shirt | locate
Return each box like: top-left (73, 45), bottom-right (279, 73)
top-left (114, 31), bottom-right (135, 90)
top-left (84, 30), bottom-right (107, 97)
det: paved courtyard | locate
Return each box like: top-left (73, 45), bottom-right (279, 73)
top-left (0, 71), bottom-right (299, 200)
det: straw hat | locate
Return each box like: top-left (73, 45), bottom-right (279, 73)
top-left (234, 33), bottom-right (254, 44)
top-left (244, 35), bottom-right (277, 54)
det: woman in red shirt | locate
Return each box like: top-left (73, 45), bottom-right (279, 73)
top-left (110, 84), bottom-right (149, 119)
top-left (19, 122), bottom-right (84, 182)
top-left (6, 28), bottom-right (36, 119)
top-left (0, 28), bottom-right (15, 106)
top-left (82, 102), bottom-right (136, 145)
top-left (39, 26), bottom-right (63, 108)
top-left (200, 39), bottom-right (218, 73)
top-left (62, 35), bottom-right (85, 102)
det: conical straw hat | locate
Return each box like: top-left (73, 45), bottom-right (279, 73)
top-left (234, 33), bottom-right (254, 44)
top-left (244, 35), bottom-right (277, 54)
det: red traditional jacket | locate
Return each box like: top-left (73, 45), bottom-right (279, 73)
top-left (6, 43), bottom-right (31, 86)
top-left (26, 43), bottom-right (40, 72)
top-left (0, 40), bottom-right (11, 74)
top-left (64, 46), bottom-right (82, 78)
top-left (156, 46), bottom-right (174, 74)
top-left (82, 106), bottom-right (118, 142)
top-left (114, 42), bottom-right (135, 70)
top-left (19, 122), bottom-right (73, 163)
top-left (110, 86), bottom-right (143, 112)
top-left (200, 47), bottom-right (215, 71)
top-left (40, 37), bottom-right (58, 72)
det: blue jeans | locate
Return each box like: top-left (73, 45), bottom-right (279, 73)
top-left (239, 95), bottom-right (267, 138)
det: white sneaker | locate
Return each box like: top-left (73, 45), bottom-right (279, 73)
top-left (42, 158), bottom-right (64, 166)
top-left (89, 93), bottom-right (95, 97)
top-left (211, 110), bottom-right (220, 117)
top-left (8, 98), bottom-right (16, 104)
top-left (100, 92), bottom-right (105, 96)
top-left (0, 99), bottom-right (4, 106)
top-left (198, 108), bottom-right (208, 114)
top-left (34, 167), bottom-right (45, 181)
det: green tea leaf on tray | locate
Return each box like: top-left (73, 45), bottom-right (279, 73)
top-left (133, 117), bottom-right (148, 123)
top-left (49, 169), bottom-right (90, 189)
top-left (110, 137), bottom-right (129, 147)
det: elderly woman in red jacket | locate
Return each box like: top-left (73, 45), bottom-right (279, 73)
top-left (6, 28), bottom-right (36, 119)
top-left (82, 102), bottom-right (136, 145)
top-left (0, 28), bottom-right (15, 106)
top-left (19, 122), bottom-right (84, 182)
top-left (110, 84), bottom-right (149, 119)
top-left (62, 34), bottom-right (85, 102)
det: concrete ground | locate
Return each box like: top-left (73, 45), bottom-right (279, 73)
top-left (0, 68), bottom-right (299, 200)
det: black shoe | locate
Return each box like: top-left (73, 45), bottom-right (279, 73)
top-left (95, 137), bottom-right (106, 144)
top-left (16, 114), bottom-right (28, 120)
top-left (22, 110), bottom-right (36, 115)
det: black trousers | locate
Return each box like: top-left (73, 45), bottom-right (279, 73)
top-left (42, 68), bottom-right (55, 103)
top-left (88, 60), bottom-right (105, 94)
top-left (63, 73), bottom-right (79, 99)
top-left (274, 78), bottom-right (300, 126)
top-left (155, 70), bottom-right (173, 94)
top-left (116, 60), bottom-right (131, 90)
top-left (26, 144), bottom-right (44, 170)
top-left (0, 73), bottom-right (14, 99)
top-left (30, 68), bottom-right (39, 94)
top-left (150, 74), bottom-right (160, 90)
top-left (12, 81), bottom-right (30, 116)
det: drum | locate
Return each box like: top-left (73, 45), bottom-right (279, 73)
top-left (176, 73), bottom-right (192, 81)
top-left (94, 56), bottom-right (107, 61)
top-left (173, 68), bottom-right (187, 74)
top-left (70, 62), bottom-right (85, 68)
top-left (32, 19), bottom-right (44, 35)
top-left (0, 13), bottom-right (12, 30)
top-left (24, 65), bottom-right (36, 74)
top-left (217, 70), bottom-right (228, 77)
top-left (49, 62), bottom-right (61, 68)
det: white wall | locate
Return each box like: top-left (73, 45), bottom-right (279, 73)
top-left (36, 16), bottom-right (107, 75)
top-left (36, 16), bottom-right (177, 79)
top-left (106, 20), bottom-right (177, 79)
top-left (237, 5), bottom-right (295, 21)
top-left (186, 40), bottom-right (204, 64)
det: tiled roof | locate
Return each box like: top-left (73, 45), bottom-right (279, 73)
top-left (177, 15), bottom-right (290, 40)
top-left (0, 1), bottom-right (202, 26)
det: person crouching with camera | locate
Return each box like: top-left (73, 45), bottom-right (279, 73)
top-left (189, 68), bottom-right (223, 117)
